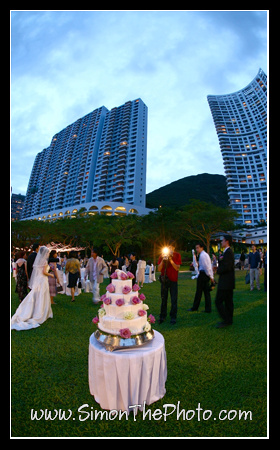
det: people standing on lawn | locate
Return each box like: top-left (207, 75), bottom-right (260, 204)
top-left (128, 252), bottom-right (138, 286)
top-left (187, 243), bottom-right (214, 313)
top-left (136, 257), bottom-right (146, 288)
top-left (239, 251), bottom-right (246, 270)
top-left (65, 251), bottom-right (81, 302)
top-left (48, 250), bottom-right (61, 304)
top-left (15, 251), bottom-right (29, 303)
top-left (248, 245), bottom-right (261, 291)
top-left (212, 253), bottom-right (218, 275)
top-left (26, 243), bottom-right (40, 280)
top-left (85, 249), bottom-right (107, 303)
top-left (109, 256), bottom-right (119, 279)
top-left (158, 240), bottom-right (182, 325)
top-left (215, 235), bottom-right (235, 328)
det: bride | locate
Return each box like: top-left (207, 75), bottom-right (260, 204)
top-left (11, 246), bottom-right (54, 331)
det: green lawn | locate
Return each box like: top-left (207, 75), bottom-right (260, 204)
top-left (11, 270), bottom-right (267, 437)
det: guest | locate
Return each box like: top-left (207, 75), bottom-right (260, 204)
top-left (158, 240), bottom-right (181, 325)
top-left (48, 250), bottom-right (61, 304)
top-left (151, 262), bottom-right (156, 281)
top-left (248, 245), bottom-right (261, 291)
top-left (15, 251), bottom-right (28, 302)
top-left (109, 256), bottom-right (119, 279)
top-left (264, 249), bottom-right (267, 292)
top-left (27, 243), bottom-right (40, 280)
top-left (61, 255), bottom-right (67, 271)
top-left (85, 249), bottom-right (107, 303)
top-left (128, 252), bottom-right (138, 285)
top-left (259, 248), bottom-right (264, 276)
top-left (117, 256), bottom-right (124, 269)
top-left (188, 243), bottom-right (214, 313)
top-left (136, 257), bottom-right (146, 288)
top-left (145, 260), bottom-right (153, 283)
top-left (122, 255), bottom-right (129, 272)
top-left (212, 253), bottom-right (218, 275)
top-left (239, 251), bottom-right (246, 270)
top-left (65, 251), bottom-right (81, 302)
top-left (215, 235), bottom-right (235, 328)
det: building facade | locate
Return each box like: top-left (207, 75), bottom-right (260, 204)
top-left (207, 68), bottom-right (267, 226)
top-left (21, 99), bottom-right (148, 220)
top-left (11, 193), bottom-right (25, 221)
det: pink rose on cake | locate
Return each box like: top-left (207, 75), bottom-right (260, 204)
top-left (122, 285), bottom-right (132, 294)
top-left (139, 293), bottom-right (146, 301)
top-left (100, 293), bottom-right (107, 302)
top-left (119, 328), bottom-right (131, 339)
top-left (103, 297), bottom-right (111, 305)
top-left (92, 316), bottom-right (99, 324)
top-left (148, 314), bottom-right (156, 323)
top-left (132, 284), bottom-right (140, 291)
top-left (116, 298), bottom-right (125, 307)
top-left (131, 296), bottom-right (141, 305)
top-left (126, 271), bottom-right (135, 279)
top-left (119, 271), bottom-right (128, 280)
top-left (106, 283), bottom-right (115, 293)
top-left (110, 272), bottom-right (118, 279)
top-left (138, 309), bottom-right (147, 316)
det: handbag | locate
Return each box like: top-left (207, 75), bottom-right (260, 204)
top-left (245, 270), bottom-right (250, 284)
top-left (77, 279), bottom-right (82, 289)
top-left (159, 274), bottom-right (171, 287)
top-left (56, 284), bottom-right (63, 292)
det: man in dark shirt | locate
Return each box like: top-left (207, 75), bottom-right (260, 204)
top-left (158, 240), bottom-right (182, 325)
top-left (27, 243), bottom-right (40, 280)
top-left (248, 245), bottom-right (261, 291)
top-left (215, 235), bottom-right (235, 328)
top-left (128, 252), bottom-right (138, 286)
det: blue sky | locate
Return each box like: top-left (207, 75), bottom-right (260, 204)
top-left (11, 10), bottom-right (267, 196)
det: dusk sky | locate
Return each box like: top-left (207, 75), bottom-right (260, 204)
top-left (11, 10), bottom-right (267, 196)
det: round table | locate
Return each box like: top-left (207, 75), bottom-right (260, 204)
top-left (88, 330), bottom-right (167, 413)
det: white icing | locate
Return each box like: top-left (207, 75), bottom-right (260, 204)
top-left (99, 314), bottom-right (147, 335)
top-left (98, 277), bottom-right (148, 335)
top-left (111, 278), bottom-right (132, 294)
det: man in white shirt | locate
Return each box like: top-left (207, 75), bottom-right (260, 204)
top-left (188, 243), bottom-right (214, 313)
top-left (85, 249), bottom-right (107, 303)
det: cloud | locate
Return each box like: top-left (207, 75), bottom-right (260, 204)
top-left (11, 10), bottom-right (267, 197)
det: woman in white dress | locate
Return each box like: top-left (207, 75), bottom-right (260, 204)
top-left (136, 258), bottom-right (146, 288)
top-left (11, 246), bottom-right (54, 331)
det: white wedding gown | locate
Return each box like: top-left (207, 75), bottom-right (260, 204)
top-left (11, 246), bottom-right (53, 331)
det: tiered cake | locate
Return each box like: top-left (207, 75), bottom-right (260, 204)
top-left (92, 269), bottom-right (155, 348)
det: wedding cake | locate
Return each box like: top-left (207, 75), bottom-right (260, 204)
top-left (92, 269), bottom-right (155, 344)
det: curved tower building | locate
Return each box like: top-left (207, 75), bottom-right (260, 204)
top-left (207, 68), bottom-right (267, 226)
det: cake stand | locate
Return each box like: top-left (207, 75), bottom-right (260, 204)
top-left (94, 328), bottom-right (154, 352)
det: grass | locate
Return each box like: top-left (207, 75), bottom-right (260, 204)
top-left (11, 270), bottom-right (267, 438)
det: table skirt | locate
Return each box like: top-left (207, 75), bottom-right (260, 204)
top-left (88, 329), bottom-right (167, 413)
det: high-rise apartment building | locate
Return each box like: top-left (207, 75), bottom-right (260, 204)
top-left (207, 68), bottom-right (267, 226)
top-left (21, 99), bottom-right (148, 220)
top-left (11, 193), bottom-right (25, 221)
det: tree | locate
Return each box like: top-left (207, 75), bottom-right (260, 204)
top-left (92, 214), bottom-right (144, 257)
top-left (178, 200), bottom-right (239, 253)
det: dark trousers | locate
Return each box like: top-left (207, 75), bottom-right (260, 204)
top-left (160, 281), bottom-right (178, 320)
top-left (215, 288), bottom-right (234, 324)
top-left (191, 271), bottom-right (211, 312)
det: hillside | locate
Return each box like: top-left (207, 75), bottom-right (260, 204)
top-left (146, 173), bottom-right (228, 209)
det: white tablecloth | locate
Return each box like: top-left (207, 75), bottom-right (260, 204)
top-left (88, 330), bottom-right (167, 413)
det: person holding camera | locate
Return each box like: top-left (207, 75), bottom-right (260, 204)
top-left (187, 243), bottom-right (214, 313)
top-left (157, 240), bottom-right (181, 325)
